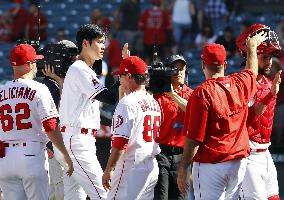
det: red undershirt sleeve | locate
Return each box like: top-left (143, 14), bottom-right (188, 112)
top-left (42, 117), bottom-right (58, 132)
top-left (112, 137), bottom-right (129, 150)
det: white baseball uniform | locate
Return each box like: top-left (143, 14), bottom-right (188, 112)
top-left (107, 90), bottom-right (161, 200)
top-left (239, 141), bottom-right (279, 200)
top-left (0, 78), bottom-right (58, 200)
top-left (59, 60), bottom-right (107, 200)
top-left (48, 155), bottom-right (64, 200)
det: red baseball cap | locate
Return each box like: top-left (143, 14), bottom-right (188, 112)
top-left (201, 43), bottom-right (227, 66)
top-left (112, 56), bottom-right (148, 75)
top-left (10, 44), bottom-right (44, 66)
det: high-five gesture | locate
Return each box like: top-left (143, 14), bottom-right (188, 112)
top-left (271, 70), bottom-right (282, 96)
top-left (122, 43), bottom-right (130, 58)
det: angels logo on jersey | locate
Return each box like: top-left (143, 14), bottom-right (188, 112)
top-left (92, 78), bottom-right (98, 86)
top-left (114, 115), bottom-right (124, 129)
top-left (90, 76), bottom-right (101, 90)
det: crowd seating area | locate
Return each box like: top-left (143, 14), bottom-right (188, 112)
top-left (0, 0), bottom-right (148, 84)
top-left (0, 0), bottom-right (282, 88)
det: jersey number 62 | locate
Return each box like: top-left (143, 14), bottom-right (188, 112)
top-left (0, 103), bottom-right (32, 132)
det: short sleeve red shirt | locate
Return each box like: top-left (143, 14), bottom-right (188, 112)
top-left (154, 85), bottom-right (193, 148)
top-left (184, 69), bottom-right (256, 163)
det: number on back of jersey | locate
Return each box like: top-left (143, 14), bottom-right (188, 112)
top-left (143, 115), bottom-right (161, 142)
top-left (0, 103), bottom-right (32, 132)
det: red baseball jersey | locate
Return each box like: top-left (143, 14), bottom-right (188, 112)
top-left (247, 75), bottom-right (276, 145)
top-left (184, 69), bottom-right (256, 163)
top-left (154, 85), bottom-right (193, 148)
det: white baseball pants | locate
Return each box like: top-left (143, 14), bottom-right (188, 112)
top-left (107, 157), bottom-right (159, 200)
top-left (61, 132), bottom-right (107, 200)
top-left (0, 141), bottom-right (48, 200)
top-left (240, 150), bottom-right (279, 200)
top-left (192, 158), bottom-right (247, 200)
top-left (48, 156), bottom-right (64, 200)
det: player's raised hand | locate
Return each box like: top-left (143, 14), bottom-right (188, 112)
top-left (122, 43), bottom-right (130, 59)
top-left (177, 166), bottom-right (189, 194)
top-left (271, 70), bottom-right (282, 96)
top-left (246, 31), bottom-right (268, 49)
top-left (102, 170), bottom-right (113, 191)
top-left (63, 154), bottom-right (74, 176)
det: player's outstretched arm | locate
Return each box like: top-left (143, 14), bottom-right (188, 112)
top-left (46, 127), bottom-right (74, 176)
top-left (102, 148), bottom-right (124, 191)
top-left (246, 31), bottom-right (268, 76)
top-left (249, 70), bottom-right (282, 117)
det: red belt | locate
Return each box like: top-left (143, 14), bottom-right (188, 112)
top-left (250, 148), bottom-right (267, 153)
top-left (61, 126), bottom-right (97, 137)
top-left (4, 142), bottom-right (27, 147)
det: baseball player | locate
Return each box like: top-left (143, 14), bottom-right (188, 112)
top-left (102, 56), bottom-right (161, 200)
top-left (236, 24), bottom-right (282, 200)
top-left (177, 32), bottom-right (267, 200)
top-left (59, 24), bottom-right (118, 200)
top-left (40, 40), bottom-right (78, 200)
top-left (153, 55), bottom-right (193, 200)
top-left (0, 44), bottom-right (73, 200)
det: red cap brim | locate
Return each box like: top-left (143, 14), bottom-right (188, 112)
top-left (35, 55), bottom-right (44, 60)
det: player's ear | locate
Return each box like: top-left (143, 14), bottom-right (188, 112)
top-left (201, 61), bottom-right (205, 71)
top-left (126, 73), bottom-right (131, 79)
top-left (25, 63), bottom-right (33, 71)
top-left (82, 39), bottom-right (89, 48)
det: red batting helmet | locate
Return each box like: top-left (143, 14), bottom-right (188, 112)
top-left (236, 24), bottom-right (281, 56)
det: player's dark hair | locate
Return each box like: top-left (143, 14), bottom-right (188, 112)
top-left (132, 74), bottom-right (148, 85)
top-left (76, 24), bottom-right (105, 53)
top-left (203, 62), bottom-right (224, 73)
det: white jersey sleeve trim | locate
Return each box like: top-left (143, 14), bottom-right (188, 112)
top-left (41, 114), bottom-right (59, 123)
top-left (89, 86), bottom-right (107, 100)
top-left (112, 134), bottom-right (130, 139)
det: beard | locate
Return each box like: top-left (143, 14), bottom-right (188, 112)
top-left (258, 66), bottom-right (270, 76)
